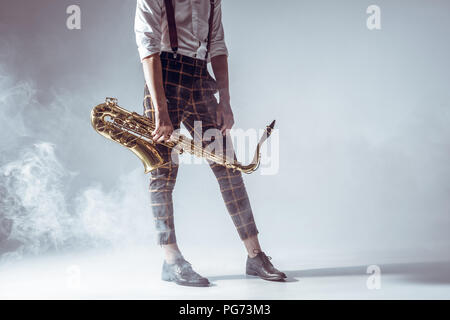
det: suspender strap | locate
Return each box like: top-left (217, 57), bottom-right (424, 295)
top-left (205, 0), bottom-right (215, 60)
top-left (164, 0), bottom-right (178, 56)
top-left (163, 0), bottom-right (215, 60)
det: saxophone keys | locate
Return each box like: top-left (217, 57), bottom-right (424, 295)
top-left (105, 97), bottom-right (118, 105)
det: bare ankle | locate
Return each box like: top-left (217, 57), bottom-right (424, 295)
top-left (243, 235), bottom-right (262, 258)
top-left (162, 243), bottom-right (183, 264)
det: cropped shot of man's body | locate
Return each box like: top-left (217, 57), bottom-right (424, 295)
top-left (135, 0), bottom-right (285, 286)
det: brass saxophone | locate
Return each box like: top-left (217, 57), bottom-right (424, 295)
top-left (90, 97), bottom-right (275, 174)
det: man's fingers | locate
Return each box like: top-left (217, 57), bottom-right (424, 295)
top-left (155, 128), bottom-right (173, 143)
top-left (220, 119), bottom-right (232, 134)
top-left (216, 111), bottom-right (223, 126)
top-left (153, 131), bottom-right (162, 141)
top-left (156, 130), bottom-right (169, 142)
top-left (152, 123), bottom-right (175, 143)
top-left (156, 135), bottom-right (168, 143)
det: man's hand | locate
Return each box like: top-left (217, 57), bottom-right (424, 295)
top-left (142, 54), bottom-right (174, 143)
top-left (152, 109), bottom-right (174, 143)
top-left (216, 100), bottom-right (234, 134)
top-left (211, 55), bottom-right (233, 135)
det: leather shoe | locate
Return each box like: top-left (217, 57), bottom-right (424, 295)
top-left (162, 258), bottom-right (210, 287)
top-left (246, 251), bottom-right (287, 281)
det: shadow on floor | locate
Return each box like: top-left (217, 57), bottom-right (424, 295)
top-left (209, 261), bottom-right (450, 285)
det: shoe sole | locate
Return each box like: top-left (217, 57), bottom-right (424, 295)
top-left (162, 277), bottom-right (210, 287)
top-left (246, 270), bottom-right (285, 282)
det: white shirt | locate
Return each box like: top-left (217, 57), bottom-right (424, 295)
top-left (135, 0), bottom-right (228, 61)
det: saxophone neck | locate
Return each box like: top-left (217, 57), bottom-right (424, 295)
top-left (225, 120), bottom-right (276, 174)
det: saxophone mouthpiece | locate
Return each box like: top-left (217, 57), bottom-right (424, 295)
top-left (267, 120), bottom-right (276, 136)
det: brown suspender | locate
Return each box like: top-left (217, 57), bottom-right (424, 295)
top-left (205, 0), bottom-right (215, 59)
top-left (164, 0), bottom-right (215, 59)
top-left (163, 0), bottom-right (178, 55)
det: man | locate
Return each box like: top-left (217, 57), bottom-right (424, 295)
top-left (135, 0), bottom-right (285, 286)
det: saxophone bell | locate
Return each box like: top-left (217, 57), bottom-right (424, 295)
top-left (91, 100), bottom-right (167, 173)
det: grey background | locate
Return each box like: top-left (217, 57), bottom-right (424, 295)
top-left (0, 0), bottom-right (449, 262)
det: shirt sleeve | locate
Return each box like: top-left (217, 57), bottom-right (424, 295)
top-left (209, 0), bottom-right (229, 59)
top-left (135, 0), bottom-right (163, 61)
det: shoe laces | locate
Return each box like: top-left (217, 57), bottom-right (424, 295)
top-left (175, 260), bottom-right (197, 276)
top-left (253, 249), bottom-right (273, 265)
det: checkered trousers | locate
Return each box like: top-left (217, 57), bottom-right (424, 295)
top-left (143, 51), bottom-right (259, 245)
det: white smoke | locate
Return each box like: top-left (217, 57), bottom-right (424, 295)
top-left (0, 69), bottom-right (32, 144)
top-left (0, 65), bottom-right (154, 262)
top-left (75, 168), bottom-right (152, 246)
top-left (1, 143), bottom-right (81, 258)
top-left (0, 141), bottom-right (153, 262)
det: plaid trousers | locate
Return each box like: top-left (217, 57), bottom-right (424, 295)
top-left (143, 51), bottom-right (259, 245)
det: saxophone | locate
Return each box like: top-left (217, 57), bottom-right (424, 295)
top-left (90, 97), bottom-right (275, 174)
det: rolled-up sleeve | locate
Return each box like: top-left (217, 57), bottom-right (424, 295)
top-left (209, 0), bottom-right (228, 59)
top-left (135, 0), bottom-right (163, 61)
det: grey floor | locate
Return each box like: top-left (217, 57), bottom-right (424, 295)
top-left (1, 246), bottom-right (449, 299)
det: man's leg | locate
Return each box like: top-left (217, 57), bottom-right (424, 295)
top-left (144, 84), bottom-right (181, 258)
top-left (183, 85), bottom-right (286, 281)
top-left (182, 98), bottom-right (261, 252)
top-left (144, 67), bottom-right (210, 286)
top-left (149, 165), bottom-right (178, 250)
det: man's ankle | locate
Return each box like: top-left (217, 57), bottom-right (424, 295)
top-left (247, 248), bottom-right (262, 258)
top-left (164, 252), bottom-right (184, 264)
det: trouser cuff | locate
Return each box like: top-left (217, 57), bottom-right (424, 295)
top-left (237, 223), bottom-right (259, 241)
top-left (157, 230), bottom-right (177, 245)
